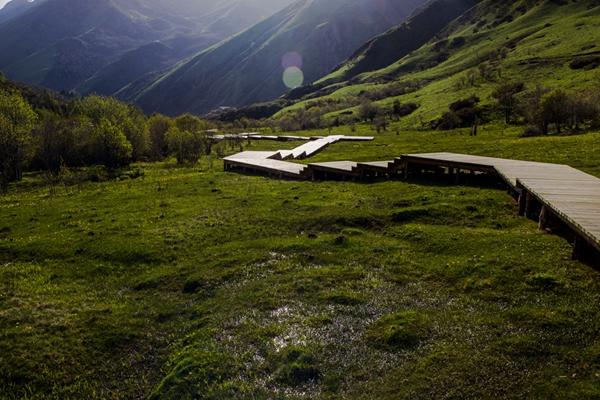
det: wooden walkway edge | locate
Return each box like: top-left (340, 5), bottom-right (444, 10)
top-left (400, 153), bottom-right (600, 259)
top-left (223, 141), bottom-right (600, 260)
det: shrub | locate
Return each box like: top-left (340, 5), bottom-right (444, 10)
top-left (520, 126), bottom-right (544, 137)
top-left (569, 55), bottom-right (600, 70)
top-left (392, 100), bottom-right (419, 119)
top-left (437, 111), bottom-right (463, 130)
top-left (449, 95), bottom-right (479, 112)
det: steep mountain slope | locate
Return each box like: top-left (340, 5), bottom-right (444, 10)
top-left (328, 0), bottom-right (482, 83)
top-left (281, 0), bottom-right (482, 100)
top-left (0, 0), bottom-right (48, 26)
top-left (0, 0), bottom-right (294, 92)
top-left (126, 0), bottom-right (429, 117)
top-left (274, 0), bottom-right (600, 127)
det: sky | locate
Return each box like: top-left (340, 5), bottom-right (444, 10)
top-left (0, 0), bottom-right (9, 9)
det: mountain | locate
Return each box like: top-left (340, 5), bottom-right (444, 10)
top-left (124, 0), bottom-right (429, 117)
top-left (271, 0), bottom-right (600, 128)
top-left (0, 0), bottom-right (48, 26)
top-left (328, 0), bottom-right (482, 83)
top-left (0, 0), bottom-right (294, 92)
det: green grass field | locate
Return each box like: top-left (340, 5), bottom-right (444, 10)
top-left (2, 124), bottom-right (600, 398)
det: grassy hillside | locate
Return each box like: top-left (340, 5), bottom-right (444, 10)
top-left (127, 0), bottom-right (428, 116)
top-left (326, 0), bottom-right (482, 85)
top-left (1, 125), bottom-right (600, 398)
top-left (275, 0), bottom-right (600, 127)
top-left (74, 42), bottom-right (186, 97)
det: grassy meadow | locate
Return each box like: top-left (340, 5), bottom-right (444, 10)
top-left (2, 124), bottom-right (600, 398)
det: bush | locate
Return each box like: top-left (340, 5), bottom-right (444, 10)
top-left (449, 95), bottom-right (479, 112)
top-left (520, 126), bottom-right (544, 137)
top-left (437, 111), bottom-right (463, 130)
top-left (569, 55), bottom-right (600, 70)
top-left (392, 100), bottom-right (419, 119)
top-left (359, 101), bottom-right (381, 122)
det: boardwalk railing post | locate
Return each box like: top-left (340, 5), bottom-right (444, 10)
top-left (404, 162), bottom-right (409, 179)
top-left (539, 205), bottom-right (549, 231)
top-left (573, 235), bottom-right (584, 261)
top-left (525, 192), bottom-right (535, 219)
top-left (518, 190), bottom-right (527, 216)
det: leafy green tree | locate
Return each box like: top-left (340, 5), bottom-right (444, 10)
top-left (492, 81), bottom-right (525, 123)
top-left (78, 95), bottom-right (149, 162)
top-left (0, 89), bottom-right (37, 191)
top-left (359, 101), bottom-right (381, 122)
top-left (122, 106), bottom-right (150, 161)
top-left (0, 70), bottom-right (5, 84)
top-left (148, 114), bottom-right (172, 161)
top-left (90, 118), bottom-right (133, 169)
top-left (539, 89), bottom-right (571, 134)
top-left (173, 113), bottom-right (213, 155)
top-left (165, 126), bottom-right (205, 164)
top-left (31, 113), bottom-right (94, 174)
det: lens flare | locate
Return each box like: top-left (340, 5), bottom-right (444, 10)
top-left (283, 67), bottom-right (304, 89)
top-left (282, 52), bottom-right (303, 70)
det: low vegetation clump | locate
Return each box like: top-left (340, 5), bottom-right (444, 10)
top-left (365, 310), bottom-right (431, 350)
top-left (569, 55), bottom-right (600, 70)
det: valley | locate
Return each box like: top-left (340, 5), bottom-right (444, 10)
top-left (1, 0), bottom-right (600, 398)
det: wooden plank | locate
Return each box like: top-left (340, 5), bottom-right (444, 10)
top-left (403, 153), bottom-right (600, 253)
top-left (308, 161), bottom-right (358, 173)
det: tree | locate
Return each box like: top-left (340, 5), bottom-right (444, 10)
top-left (0, 70), bottom-right (5, 84)
top-left (90, 118), bottom-right (133, 169)
top-left (568, 89), bottom-right (599, 130)
top-left (148, 114), bottom-right (172, 161)
top-left (492, 81), bottom-right (525, 123)
top-left (122, 106), bottom-right (150, 161)
top-left (539, 89), bottom-right (571, 134)
top-left (0, 89), bottom-right (37, 191)
top-left (77, 95), bottom-right (149, 162)
top-left (165, 126), bottom-right (205, 164)
top-left (173, 114), bottom-right (212, 155)
top-left (359, 101), bottom-right (380, 122)
top-left (522, 85), bottom-right (552, 134)
top-left (33, 116), bottom-right (75, 175)
top-left (374, 116), bottom-right (388, 133)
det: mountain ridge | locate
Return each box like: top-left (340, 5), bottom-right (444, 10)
top-left (0, 0), bottom-right (294, 92)
top-left (125, 0), bottom-right (429, 116)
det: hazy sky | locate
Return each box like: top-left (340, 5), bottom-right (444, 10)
top-left (0, 0), bottom-right (10, 9)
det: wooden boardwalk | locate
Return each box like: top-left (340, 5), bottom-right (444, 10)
top-left (400, 153), bottom-right (600, 258)
top-left (223, 142), bottom-right (600, 260)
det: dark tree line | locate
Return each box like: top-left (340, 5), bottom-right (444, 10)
top-left (0, 80), bottom-right (215, 192)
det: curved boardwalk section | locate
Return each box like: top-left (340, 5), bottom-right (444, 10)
top-left (401, 153), bottom-right (600, 259)
top-left (223, 139), bottom-right (600, 260)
